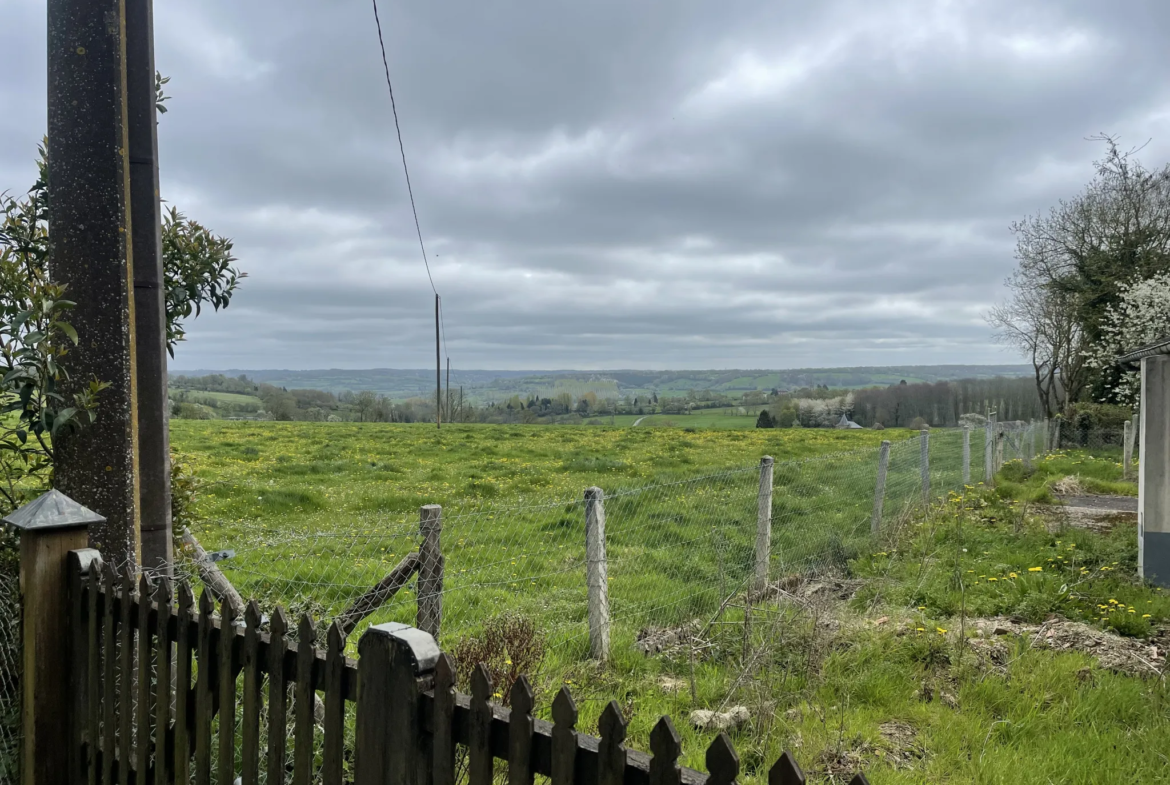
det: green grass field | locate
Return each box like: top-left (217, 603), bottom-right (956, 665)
top-left (168, 422), bottom-right (1169, 783)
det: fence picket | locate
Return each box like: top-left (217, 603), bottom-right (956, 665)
top-left (175, 583), bottom-right (195, 785)
top-left (195, 590), bottom-right (215, 785)
top-left (598, 702), bottom-right (627, 785)
top-left (241, 601), bottom-right (263, 785)
top-left (768, 751), bottom-right (805, 785)
top-left (103, 564), bottom-right (118, 785)
top-left (154, 579), bottom-right (173, 785)
top-left (322, 622), bottom-right (346, 785)
top-left (136, 574), bottom-right (154, 784)
top-left (705, 733), bottom-right (739, 785)
top-left (267, 607), bottom-right (290, 785)
top-left (432, 653), bottom-right (456, 785)
top-left (294, 613), bottom-right (318, 785)
top-left (551, 687), bottom-right (578, 785)
top-left (119, 570), bottom-right (135, 785)
top-left (219, 598), bottom-right (239, 785)
top-left (509, 675), bottom-right (535, 785)
top-left (849, 774), bottom-right (871, 785)
top-left (649, 717), bottom-right (681, 785)
top-left (469, 665), bottom-right (494, 785)
top-left (86, 559), bottom-right (102, 785)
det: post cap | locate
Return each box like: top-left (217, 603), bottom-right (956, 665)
top-left (367, 621), bottom-right (441, 675)
top-left (2, 489), bottom-right (105, 532)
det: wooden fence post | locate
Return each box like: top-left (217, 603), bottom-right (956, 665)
top-left (920, 430), bottom-right (930, 504)
top-left (871, 441), bottom-right (891, 536)
top-left (354, 622), bottom-right (440, 785)
top-left (962, 427), bottom-right (971, 485)
top-left (984, 421), bottom-right (994, 486)
top-left (1124, 419), bottom-right (1135, 480)
top-left (754, 457), bottom-right (773, 590)
top-left (585, 487), bottom-right (610, 661)
top-left (2, 490), bottom-right (104, 785)
top-left (1024, 422), bottom-right (1034, 470)
top-left (418, 504), bottom-right (444, 639)
top-left (1051, 418), bottom-right (1062, 452)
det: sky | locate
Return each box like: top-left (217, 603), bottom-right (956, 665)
top-left (3, 0), bottom-right (1170, 372)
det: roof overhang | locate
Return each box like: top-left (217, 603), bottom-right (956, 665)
top-left (1117, 335), bottom-right (1170, 366)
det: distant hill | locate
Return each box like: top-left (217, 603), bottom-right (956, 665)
top-left (172, 365), bottom-right (1032, 403)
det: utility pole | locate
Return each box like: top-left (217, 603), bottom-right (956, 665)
top-left (127, 0), bottom-right (172, 575)
top-left (446, 357), bottom-right (451, 426)
top-left (48, 0), bottom-right (142, 567)
top-left (435, 294), bottom-right (441, 430)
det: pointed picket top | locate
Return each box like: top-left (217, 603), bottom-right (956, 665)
top-left (471, 663), bottom-right (493, 703)
top-left (1, 488), bottom-right (105, 531)
top-left (552, 686), bottom-right (578, 729)
top-left (177, 581), bottom-right (195, 616)
top-left (768, 751), bottom-right (805, 785)
top-left (270, 605), bottom-right (288, 639)
top-left (327, 620), bottom-right (344, 652)
top-left (198, 587), bottom-right (215, 617)
top-left (298, 613), bottom-right (317, 649)
top-left (435, 652), bottom-right (456, 691)
top-left (221, 594), bottom-right (238, 628)
top-left (705, 733), bottom-right (739, 785)
top-left (138, 573), bottom-right (153, 604)
top-left (245, 599), bottom-right (262, 629)
top-left (650, 716), bottom-right (681, 761)
top-left (152, 575), bottom-right (173, 607)
top-left (122, 566), bottom-right (136, 597)
top-left (847, 774), bottom-right (870, 785)
top-left (598, 701), bottom-right (627, 745)
top-left (510, 675), bottom-right (534, 716)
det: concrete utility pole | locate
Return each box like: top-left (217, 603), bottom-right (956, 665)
top-left (127, 0), bottom-right (172, 574)
top-left (435, 294), bottom-right (441, 430)
top-left (48, 0), bottom-right (142, 567)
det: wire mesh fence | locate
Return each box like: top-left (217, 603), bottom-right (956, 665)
top-left (0, 552), bottom-right (19, 784)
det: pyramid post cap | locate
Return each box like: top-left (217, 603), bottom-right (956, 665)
top-left (2, 489), bottom-right (105, 532)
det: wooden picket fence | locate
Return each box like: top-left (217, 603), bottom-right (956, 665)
top-left (66, 549), bottom-right (870, 785)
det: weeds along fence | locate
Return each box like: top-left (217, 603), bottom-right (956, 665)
top-left (195, 425), bottom-right (1053, 664)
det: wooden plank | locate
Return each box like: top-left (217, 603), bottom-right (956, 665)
top-left (68, 550), bottom-right (96, 785)
top-left (509, 676), bottom-right (535, 785)
top-left (266, 608), bottom-right (289, 785)
top-left (218, 598), bottom-right (239, 785)
top-left (154, 580), bottom-right (173, 785)
top-left (294, 614), bottom-right (318, 785)
top-left (195, 590), bottom-right (215, 785)
top-left (174, 583), bottom-right (195, 785)
top-left (354, 622), bottom-right (392, 785)
top-left (597, 702), bottom-right (626, 785)
top-left (705, 734), bottom-right (739, 785)
top-left (432, 654), bottom-right (456, 785)
top-left (550, 687), bottom-right (577, 785)
top-left (119, 570), bottom-right (135, 785)
top-left (417, 504), bottom-right (443, 638)
top-left (136, 575), bottom-right (155, 783)
top-left (335, 552), bottom-right (419, 637)
top-left (649, 717), bottom-right (681, 785)
top-left (103, 564), bottom-right (118, 785)
top-left (87, 556), bottom-right (104, 785)
top-left (322, 622), bottom-right (346, 785)
top-left (468, 665), bottom-right (494, 785)
top-left (241, 601), bottom-right (263, 785)
top-left (768, 751), bottom-right (805, 785)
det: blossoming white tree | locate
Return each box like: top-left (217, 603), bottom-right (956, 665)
top-left (1085, 272), bottom-right (1170, 405)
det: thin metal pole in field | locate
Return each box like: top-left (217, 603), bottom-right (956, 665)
top-left (872, 440), bottom-right (891, 535)
top-left (435, 294), bottom-right (441, 429)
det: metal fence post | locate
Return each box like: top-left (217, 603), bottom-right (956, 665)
top-left (754, 457), bottom-right (773, 590)
top-left (585, 487), bottom-right (610, 661)
top-left (417, 505), bottom-right (444, 640)
top-left (872, 441), bottom-right (891, 535)
top-left (1024, 422), bottom-right (1033, 470)
top-left (2, 491), bottom-right (104, 785)
top-left (1123, 419), bottom-right (1135, 481)
top-left (984, 421), bottom-right (993, 485)
top-left (962, 427), bottom-right (971, 485)
top-left (920, 430), bottom-right (930, 504)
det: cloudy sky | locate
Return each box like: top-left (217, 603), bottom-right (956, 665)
top-left (3, 0), bottom-right (1170, 372)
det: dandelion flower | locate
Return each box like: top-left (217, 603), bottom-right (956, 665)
top-left (1029, 567), bottom-right (1043, 572)
top-left (936, 627), bottom-right (947, 634)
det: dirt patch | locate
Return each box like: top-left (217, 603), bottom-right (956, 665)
top-left (749, 573), bottom-right (863, 605)
top-left (964, 616), bottom-right (1164, 677)
top-left (1055, 494), bottom-right (1138, 513)
top-left (1039, 505), bottom-right (1135, 533)
top-left (636, 619), bottom-right (706, 656)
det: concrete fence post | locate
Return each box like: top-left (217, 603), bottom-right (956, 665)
top-left (1024, 422), bottom-right (1034, 470)
top-left (2, 490), bottom-right (105, 785)
top-left (584, 487), bottom-right (610, 660)
top-left (920, 430), bottom-right (931, 504)
top-left (984, 421), bottom-right (994, 485)
top-left (753, 456), bottom-right (774, 591)
top-left (417, 504), bottom-right (444, 640)
top-left (1052, 418), bottom-right (1061, 452)
top-left (872, 441), bottom-right (891, 535)
top-left (962, 427), bottom-right (971, 485)
top-left (1123, 419), bottom-right (1135, 481)
top-left (1139, 357), bottom-right (1170, 586)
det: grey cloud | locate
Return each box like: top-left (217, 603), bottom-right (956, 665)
top-left (3, 0), bottom-right (1170, 372)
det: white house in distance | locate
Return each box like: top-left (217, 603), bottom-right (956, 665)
top-left (1118, 335), bottom-right (1170, 587)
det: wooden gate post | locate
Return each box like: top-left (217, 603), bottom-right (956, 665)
top-left (3, 490), bottom-right (105, 785)
top-left (753, 457), bottom-right (773, 591)
top-left (585, 487), bottom-right (610, 661)
top-left (354, 622), bottom-right (440, 785)
top-left (417, 504), bottom-right (444, 639)
top-left (871, 441), bottom-right (891, 536)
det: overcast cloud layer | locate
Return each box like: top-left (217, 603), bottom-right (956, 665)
top-left (3, 0), bottom-right (1170, 372)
